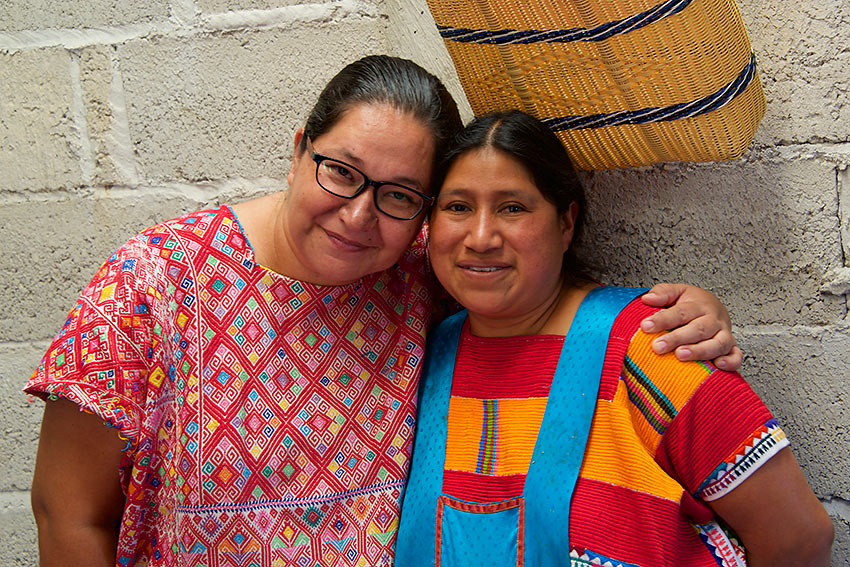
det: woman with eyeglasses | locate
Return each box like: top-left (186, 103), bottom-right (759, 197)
top-left (395, 110), bottom-right (833, 567)
top-left (27, 56), bottom-right (743, 567)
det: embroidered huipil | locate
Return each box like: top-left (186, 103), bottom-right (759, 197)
top-left (26, 206), bottom-right (433, 566)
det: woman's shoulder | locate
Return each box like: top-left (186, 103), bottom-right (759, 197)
top-left (80, 205), bottom-right (238, 304)
top-left (396, 222), bottom-right (429, 273)
top-left (141, 205), bottom-right (234, 240)
top-left (601, 294), bottom-right (726, 405)
top-left (115, 205), bottom-right (233, 255)
top-left (604, 294), bottom-right (769, 441)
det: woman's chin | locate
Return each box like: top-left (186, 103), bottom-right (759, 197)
top-left (458, 299), bottom-right (514, 322)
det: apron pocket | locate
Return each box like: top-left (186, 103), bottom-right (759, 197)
top-left (436, 495), bottom-right (525, 567)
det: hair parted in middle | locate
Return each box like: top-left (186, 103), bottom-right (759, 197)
top-left (434, 109), bottom-right (588, 275)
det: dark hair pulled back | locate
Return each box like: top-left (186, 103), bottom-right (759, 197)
top-left (302, 55), bottom-right (462, 172)
top-left (435, 110), bottom-right (587, 275)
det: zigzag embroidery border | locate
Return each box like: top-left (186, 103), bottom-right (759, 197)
top-left (695, 520), bottom-right (748, 567)
top-left (175, 478), bottom-right (405, 514)
top-left (697, 418), bottom-right (788, 500)
top-left (569, 546), bottom-right (643, 567)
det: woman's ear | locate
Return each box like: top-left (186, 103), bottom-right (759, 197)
top-left (560, 201), bottom-right (580, 252)
top-left (288, 128), bottom-right (306, 186)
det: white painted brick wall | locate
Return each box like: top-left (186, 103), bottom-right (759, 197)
top-left (0, 0), bottom-right (847, 564)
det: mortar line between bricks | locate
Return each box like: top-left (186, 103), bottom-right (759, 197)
top-left (824, 496), bottom-right (850, 516)
top-left (107, 50), bottom-right (141, 185)
top-left (170, 0), bottom-right (200, 26)
top-left (68, 51), bottom-right (96, 185)
top-left (0, 177), bottom-right (285, 203)
top-left (737, 324), bottom-right (850, 335)
top-left (0, 24), bottom-right (167, 52)
top-left (839, 166), bottom-right (850, 319)
top-left (840, 167), bottom-right (846, 237)
top-left (0, 0), bottom-right (377, 52)
top-left (0, 491), bottom-right (32, 512)
top-left (202, 0), bottom-right (379, 31)
top-left (0, 340), bottom-right (51, 349)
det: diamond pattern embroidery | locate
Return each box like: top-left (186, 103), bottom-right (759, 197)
top-left (26, 206), bottom-right (433, 566)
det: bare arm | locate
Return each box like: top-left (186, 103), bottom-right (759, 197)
top-left (640, 282), bottom-right (743, 370)
top-left (31, 398), bottom-right (127, 567)
top-left (709, 447), bottom-right (834, 567)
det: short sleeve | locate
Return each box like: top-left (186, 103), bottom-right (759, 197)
top-left (25, 236), bottom-right (166, 446)
top-left (615, 313), bottom-right (789, 503)
top-left (658, 370), bottom-right (789, 501)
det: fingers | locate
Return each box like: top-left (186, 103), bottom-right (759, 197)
top-left (639, 283), bottom-right (741, 368)
top-left (647, 326), bottom-right (743, 372)
top-left (641, 284), bottom-right (733, 336)
top-left (640, 302), bottom-right (717, 335)
top-left (712, 345), bottom-right (743, 372)
top-left (640, 282), bottom-right (688, 308)
top-left (673, 328), bottom-right (735, 361)
top-left (646, 315), bottom-right (721, 353)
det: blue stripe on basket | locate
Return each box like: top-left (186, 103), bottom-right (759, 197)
top-left (437, 0), bottom-right (693, 44)
top-left (540, 53), bottom-right (757, 131)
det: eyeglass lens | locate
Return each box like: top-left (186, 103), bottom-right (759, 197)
top-left (317, 159), bottom-right (424, 220)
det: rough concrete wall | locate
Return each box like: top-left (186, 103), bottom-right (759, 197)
top-left (0, 0), bottom-right (847, 565)
top-left (0, 0), bottom-right (397, 563)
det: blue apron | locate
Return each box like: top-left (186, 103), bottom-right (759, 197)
top-left (395, 286), bottom-right (646, 567)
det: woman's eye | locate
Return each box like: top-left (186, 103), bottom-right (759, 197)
top-left (444, 203), bottom-right (469, 212)
top-left (385, 190), bottom-right (415, 204)
top-left (325, 162), bottom-right (354, 181)
top-left (503, 204), bottom-right (526, 213)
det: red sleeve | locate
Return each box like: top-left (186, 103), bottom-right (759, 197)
top-left (656, 370), bottom-right (788, 500)
top-left (25, 235), bottom-right (164, 447)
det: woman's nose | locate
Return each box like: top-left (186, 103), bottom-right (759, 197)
top-left (340, 187), bottom-right (379, 229)
top-left (464, 213), bottom-right (501, 252)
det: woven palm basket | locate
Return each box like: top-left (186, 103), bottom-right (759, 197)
top-left (426, 0), bottom-right (765, 170)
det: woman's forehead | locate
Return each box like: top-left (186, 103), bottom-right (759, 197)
top-left (315, 103), bottom-right (436, 188)
top-left (321, 104), bottom-right (433, 147)
top-left (335, 102), bottom-right (433, 139)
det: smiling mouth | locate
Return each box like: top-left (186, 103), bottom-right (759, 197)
top-left (325, 228), bottom-right (370, 251)
top-left (459, 262), bottom-right (511, 273)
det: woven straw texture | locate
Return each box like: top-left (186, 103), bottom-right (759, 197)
top-left (426, 0), bottom-right (765, 170)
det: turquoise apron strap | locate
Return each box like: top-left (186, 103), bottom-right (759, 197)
top-left (523, 286), bottom-right (646, 566)
top-left (395, 287), bottom-right (647, 566)
top-left (395, 310), bottom-right (467, 566)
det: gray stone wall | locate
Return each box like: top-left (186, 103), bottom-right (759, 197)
top-left (0, 0), bottom-right (847, 565)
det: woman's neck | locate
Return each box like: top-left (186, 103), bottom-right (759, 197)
top-left (231, 192), bottom-right (287, 271)
top-left (466, 278), bottom-right (599, 338)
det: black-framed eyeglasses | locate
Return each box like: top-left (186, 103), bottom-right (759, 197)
top-left (309, 146), bottom-right (432, 221)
